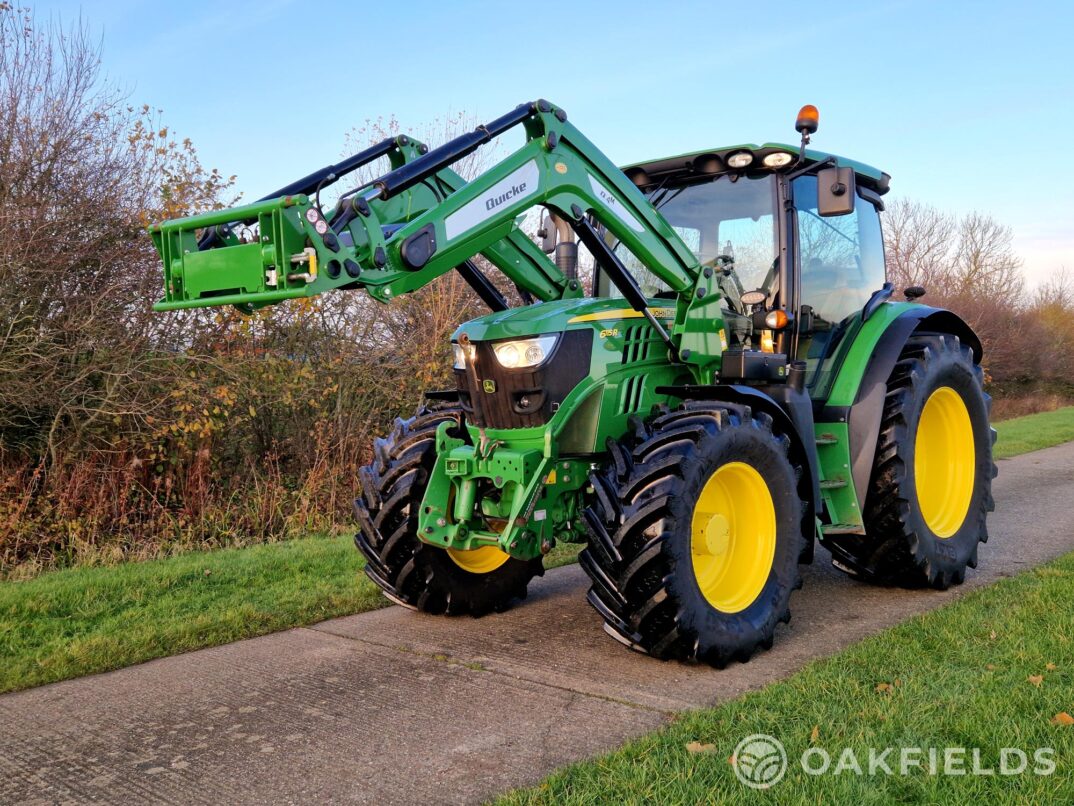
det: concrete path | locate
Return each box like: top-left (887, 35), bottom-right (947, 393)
top-left (3, 443), bottom-right (1074, 804)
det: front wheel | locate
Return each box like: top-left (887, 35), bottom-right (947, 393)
top-left (354, 401), bottom-right (542, 616)
top-left (581, 402), bottom-right (805, 668)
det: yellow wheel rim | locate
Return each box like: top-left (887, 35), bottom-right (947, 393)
top-left (915, 386), bottom-right (975, 538)
top-left (446, 545), bottom-right (511, 574)
top-left (690, 462), bottom-right (777, 613)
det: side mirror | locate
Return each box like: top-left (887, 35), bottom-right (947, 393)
top-left (817, 166), bottom-right (856, 217)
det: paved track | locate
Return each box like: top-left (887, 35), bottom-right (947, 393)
top-left (3, 443), bottom-right (1073, 804)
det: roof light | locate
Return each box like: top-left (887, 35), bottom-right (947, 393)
top-left (726, 150), bottom-right (754, 169)
top-left (795, 104), bottom-right (819, 135)
top-left (763, 151), bottom-right (794, 168)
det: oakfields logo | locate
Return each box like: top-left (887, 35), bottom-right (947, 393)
top-left (732, 734), bottom-right (787, 789)
top-left (485, 182), bottom-right (527, 211)
top-left (731, 735), bottom-right (1056, 788)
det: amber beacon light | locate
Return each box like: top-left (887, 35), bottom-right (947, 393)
top-left (795, 104), bottom-right (820, 135)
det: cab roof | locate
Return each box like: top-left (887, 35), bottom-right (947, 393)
top-left (621, 143), bottom-right (891, 195)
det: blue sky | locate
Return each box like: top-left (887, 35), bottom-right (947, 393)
top-left (44, 0), bottom-right (1074, 285)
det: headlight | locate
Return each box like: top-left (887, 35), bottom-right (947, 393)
top-left (453, 343), bottom-right (475, 369)
top-left (492, 335), bottom-right (558, 369)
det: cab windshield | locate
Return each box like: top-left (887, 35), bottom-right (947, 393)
top-left (607, 174), bottom-right (779, 311)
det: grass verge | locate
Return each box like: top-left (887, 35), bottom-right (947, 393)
top-left (0, 534), bottom-right (578, 694)
top-left (1, 406), bottom-right (1070, 696)
top-left (500, 552), bottom-right (1074, 804)
top-left (993, 405), bottom-right (1074, 459)
top-left (0, 535), bottom-right (368, 694)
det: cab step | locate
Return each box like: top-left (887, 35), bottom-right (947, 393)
top-left (822, 523), bottom-right (867, 536)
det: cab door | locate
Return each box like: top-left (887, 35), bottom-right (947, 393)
top-left (791, 174), bottom-right (886, 397)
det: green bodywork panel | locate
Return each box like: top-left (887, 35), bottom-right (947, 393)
top-left (825, 302), bottom-right (918, 407)
top-left (148, 99), bottom-right (954, 564)
top-left (418, 298), bottom-right (691, 559)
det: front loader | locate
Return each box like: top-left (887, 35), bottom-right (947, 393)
top-left (150, 101), bottom-right (996, 667)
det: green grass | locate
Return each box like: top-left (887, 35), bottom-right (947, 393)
top-left (500, 553), bottom-right (1074, 804)
top-left (1, 406), bottom-right (1070, 697)
top-left (993, 406), bottom-right (1074, 459)
top-left (0, 534), bottom-right (580, 694)
top-left (0, 535), bottom-right (368, 693)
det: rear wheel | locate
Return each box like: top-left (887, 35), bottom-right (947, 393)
top-left (354, 401), bottom-right (542, 615)
top-left (581, 402), bottom-right (805, 667)
top-left (826, 333), bottom-right (996, 588)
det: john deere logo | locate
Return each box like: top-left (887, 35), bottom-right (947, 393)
top-left (482, 379), bottom-right (496, 393)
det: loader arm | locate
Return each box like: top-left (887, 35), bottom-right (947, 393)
top-left (151, 100), bottom-right (707, 355)
top-left (152, 128), bottom-right (569, 311)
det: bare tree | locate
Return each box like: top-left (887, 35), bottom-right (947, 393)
top-left (0, 4), bottom-right (234, 461)
top-left (952, 212), bottom-right (1023, 300)
top-left (882, 198), bottom-right (957, 292)
top-left (883, 198), bottom-right (1024, 302)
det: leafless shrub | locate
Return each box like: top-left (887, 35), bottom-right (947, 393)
top-left (883, 197), bottom-right (1071, 404)
top-left (0, 9), bottom-right (517, 575)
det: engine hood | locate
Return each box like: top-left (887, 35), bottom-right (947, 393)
top-left (454, 298), bottom-right (676, 342)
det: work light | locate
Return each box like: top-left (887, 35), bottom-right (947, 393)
top-left (763, 151), bottom-right (794, 168)
top-left (453, 343), bottom-right (475, 369)
top-left (726, 151), bottom-right (754, 169)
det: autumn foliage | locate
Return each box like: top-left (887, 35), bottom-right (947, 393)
top-left (0, 7), bottom-right (483, 575)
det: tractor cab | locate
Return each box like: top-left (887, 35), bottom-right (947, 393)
top-left (615, 138), bottom-right (891, 395)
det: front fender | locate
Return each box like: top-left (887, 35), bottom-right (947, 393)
top-left (658, 382), bottom-right (819, 563)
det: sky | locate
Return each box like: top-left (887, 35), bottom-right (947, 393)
top-left (38, 0), bottom-right (1074, 287)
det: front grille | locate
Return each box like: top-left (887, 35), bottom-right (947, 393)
top-left (455, 330), bottom-right (593, 429)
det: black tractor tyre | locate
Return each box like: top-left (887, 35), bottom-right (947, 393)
top-left (826, 332), bottom-right (997, 589)
top-left (581, 402), bottom-right (806, 668)
top-left (354, 401), bottom-right (542, 616)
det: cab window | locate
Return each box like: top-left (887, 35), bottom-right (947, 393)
top-left (793, 174), bottom-right (886, 390)
top-left (605, 175), bottom-right (779, 311)
top-left (794, 175), bottom-right (885, 326)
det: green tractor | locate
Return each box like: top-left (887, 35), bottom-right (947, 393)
top-left (151, 101), bottom-right (996, 667)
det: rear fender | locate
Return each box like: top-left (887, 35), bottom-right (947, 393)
top-left (828, 306), bottom-right (982, 510)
